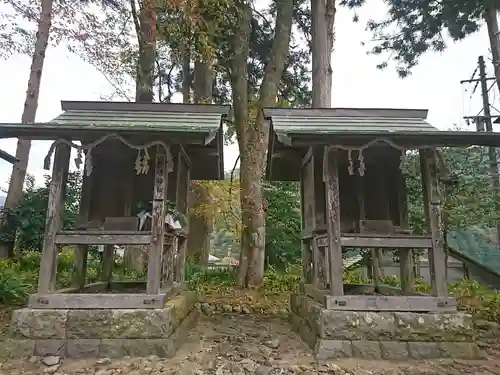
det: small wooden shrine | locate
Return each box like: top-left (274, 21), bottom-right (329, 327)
top-left (0, 101), bottom-right (228, 309)
top-left (265, 107), bottom-right (500, 312)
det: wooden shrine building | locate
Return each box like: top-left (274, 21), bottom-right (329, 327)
top-left (264, 107), bottom-right (500, 312)
top-left (0, 101), bottom-right (228, 309)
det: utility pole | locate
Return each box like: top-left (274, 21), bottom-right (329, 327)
top-left (461, 55), bottom-right (500, 245)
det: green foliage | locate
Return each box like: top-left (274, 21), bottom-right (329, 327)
top-left (405, 147), bottom-right (498, 235)
top-left (340, 0), bottom-right (498, 77)
top-left (0, 269), bottom-right (30, 304)
top-left (263, 181), bottom-right (301, 269)
top-left (185, 263), bottom-right (237, 292)
top-left (0, 172), bottom-right (82, 251)
top-left (261, 264), bottom-right (301, 294)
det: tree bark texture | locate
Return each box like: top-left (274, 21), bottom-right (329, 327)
top-left (186, 59), bottom-right (214, 266)
top-left (311, 0), bottom-right (335, 108)
top-left (232, 0), bottom-right (293, 287)
top-left (0, 0), bottom-right (54, 258)
top-left (135, 0), bottom-right (157, 102)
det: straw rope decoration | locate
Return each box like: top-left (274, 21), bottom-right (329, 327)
top-left (321, 137), bottom-right (447, 181)
top-left (43, 133), bottom-right (173, 176)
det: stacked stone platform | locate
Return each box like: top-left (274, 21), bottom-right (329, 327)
top-left (1, 291), bottom-right (199, 358)
top-left (290, 292), bottom-right (482, 360)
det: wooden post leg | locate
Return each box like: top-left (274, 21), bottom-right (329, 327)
top-left (324, 147), bottom-right (344, 296)
top-left (72, 245), bottom-right (88, 289)
top-left (147, 146), bottom-right (168, 294)
top-left (372, 248), bottom-right (382, 291)
top-left (312, 238), bottom-right (320, 287)
top-left (38, 143), bottom-right (70, 293)
top-left (301, 239), bottom-right (312, 283)
top-left (420, 149), bottom-right (447, 297)
top-left (399, 251), bottom-right (414, 294)
top-left (176, 237), bottom-right (187, 283)
top-left (396, 171), bottom-right (414, 294)
top-left (101, 245), bottom-right (114, 282)
top-left (71, 168), bottom-right (92, 288)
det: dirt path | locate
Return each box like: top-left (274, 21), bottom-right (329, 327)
top-left (3, 314), bottom-right (500, 374)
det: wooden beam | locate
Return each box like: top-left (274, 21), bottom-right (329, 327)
top-left (147, 145), bottom-right (168, 294)
top-left (325, 294), bottom-right (456, 312)
top-left (421, 148), bottom-right (447, 297)
top-left (38, 143), bottom-right (70, 294)
top-left (28, 293), bottom-right (167, 309)
top-left (71, 166), bottom-right (92, 289)
top-left (324, 148), bottom-right (344, 296)
top-left (56, 231), bottom-right (151, 245)
top-left (341, 235), bottom-right (432, 248)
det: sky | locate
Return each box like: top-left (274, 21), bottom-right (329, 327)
top-left (0, 1), bottom-right (498, 192)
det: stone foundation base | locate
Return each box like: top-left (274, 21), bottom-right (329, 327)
top-left (290, 292), bottom-right (483, 360)
top-left (1, 291), bottom-right (199, 359)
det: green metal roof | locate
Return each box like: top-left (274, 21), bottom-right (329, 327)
top-left (268, 116), bottom-right (437, 136)
top-left (49, 109), bottom-right (224, 133)
top-left (0, 101), bottom-right (230, 180)
top-left (264, 107), bottom-right (437, 135)
top-left (0, 101), bottom-right (230, 141)
top-left (447, 227), bottom-right (500, 279)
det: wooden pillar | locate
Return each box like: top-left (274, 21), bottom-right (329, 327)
top-left (371, 166), bottom-right (390, 291)
top-left (324, 148), bottom-right (344, 296)
top-left (147, 146), bottom-right (168, 294)
top-left (175, 152), bottom-right (189, 283)
top-left (312, 148), bottom-right (326, 228)
top-left (420, 148), bottom-right (447, 297)
top-left (71, 165), bottom-right (92, 289)
top-left (38, 143), bottom-right (71, 293)
top-left (300, 152), bottom-right (313, 283)
top-left (397, 171), bottom-right (414, 294)
top-left (419, 150), bottom-right (434, 291)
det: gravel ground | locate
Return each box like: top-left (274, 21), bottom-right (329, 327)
top-left (2, 314), bottom-right (500, 374)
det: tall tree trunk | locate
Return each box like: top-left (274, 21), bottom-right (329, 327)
top-left (311, 0), bottom-right (335, 107)
top-left (124, 0), bottom-right (157, 270)
top-left (0, 0), bottom-right (54, 258)
top-left (136, 0), bottom-right (157, 102)
top-left (181, 44), bottom-right (191, 103)
top-left (233, 0), bottom-right (293, 287)
top-left (186, 60), bottom-right (214, 266)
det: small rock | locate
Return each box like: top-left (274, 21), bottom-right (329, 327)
top-left (259, 346), bottom-right (273, 357)
top-left (43, 364), bottom-right (60, 374)
top-left (240, 358), bottom-right (257, 372)
top-left (232, 305), bottom-right (242, 313)
top-left (222, 304), bottom-right (233, 312)
top-left (96, 358), bottom-right (112, 365)
top-left (28, 356), bottom-right (40, 364)
top-left (201, 303), bottom-right (213, 315)
top-left (263, 339), bottom-right (280, 349)
top-left (95, 370), bottom-right (112, 375)
top-left (242, 306), bottom-right (251, 314)
top-left (42, 356), bottom-right (60, 366)
top-left (254, 365), bottom-right (273, 375)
